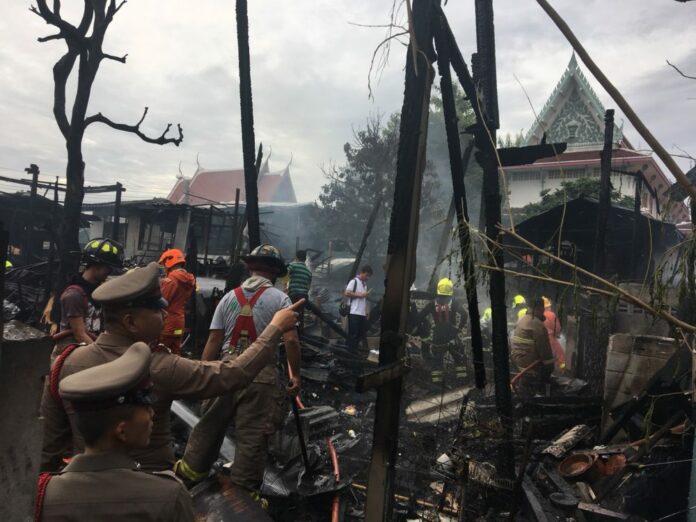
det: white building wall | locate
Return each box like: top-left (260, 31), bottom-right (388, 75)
top-left (506, 167), bottom-right (640, 212)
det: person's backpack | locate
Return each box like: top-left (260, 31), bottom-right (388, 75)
top-left (339, 279), bottom-right (358, 317)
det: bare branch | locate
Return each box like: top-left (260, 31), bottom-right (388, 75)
top-left (666, 59), bottom-right (696, 80)
top-left (85, 107), bottom-right (184, 146)
top-left (113, 0), bottom-right (126, 14)
top-left (38, 33), bottom-right (64, 43)
top-left (101, 52), bottom-right (128, 63)
top-left (31, 0), bottom-right (85, 42)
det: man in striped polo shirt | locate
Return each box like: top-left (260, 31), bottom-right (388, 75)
top-left (286, 250), bottom-right (312, 334)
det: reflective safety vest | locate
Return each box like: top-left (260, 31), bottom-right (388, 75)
top-left (228, 286), bottom-right (269, 352)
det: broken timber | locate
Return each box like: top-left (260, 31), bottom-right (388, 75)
top-left (365, 0), bottom-right (434, 518)
top-left (473, 0), bottom-right (515, 477)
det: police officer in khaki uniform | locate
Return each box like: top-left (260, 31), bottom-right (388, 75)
top-left (40, 262), bottom-right (303, 472)
top-left (37, 343), bottom-right (194, 522)
top-left (510, 296), bottom-right (555, 395)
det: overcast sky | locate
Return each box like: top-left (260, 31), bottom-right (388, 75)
top-left (1, 1), bottom-right (694, 203)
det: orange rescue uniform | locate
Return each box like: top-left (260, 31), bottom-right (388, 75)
top-left (159, 268), bottom-right (196, 354)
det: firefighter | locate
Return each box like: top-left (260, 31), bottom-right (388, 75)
top-left (175, 244), bottom-right (301, 506)
top-left (158, 248), bottom-right (196, 355)
top-left (39, 262), bottom-right (302, 472)
top-left (510, 294), bottom-right (527, 326)
top-left (510, 296), bottom-right (554, 396)
top-left (36, 343), bottom-right (195, 522)
top-left (52, 238), bottom-right (124, 357)
top-left (543, 296), bottom-right (567, 372)
top-left (413, 278), bottom-right (468, 386)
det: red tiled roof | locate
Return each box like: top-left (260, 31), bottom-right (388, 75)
top-left (166, 168), bottom-right (297, 206)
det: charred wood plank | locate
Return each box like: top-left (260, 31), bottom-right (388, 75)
top-left (356, 357), bottom-right (411, 393)
top-left (304, 299), bottom-right (348, 340)
top-left (433, 14), bottom-right (485, 389)
top-left (236, 0), bottom-right (260, 249)
top-left (593, 109), bottom-right (614, 274)
top-left (365, 0), bottom-right (435, 518)
top-left (497, 142), bottom-right (566, 167)
top-left (472, 0), bottom-right (515, 478)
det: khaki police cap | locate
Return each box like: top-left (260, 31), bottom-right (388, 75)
top-left (59, 342), bottom-right (154, 410)
top-left (92, 261), bottom-right (167, 309)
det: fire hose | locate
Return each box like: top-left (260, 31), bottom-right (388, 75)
top-left (509, 359), bottom-right (542, 392)
top-left (288, 367), bottom-right (342, 522)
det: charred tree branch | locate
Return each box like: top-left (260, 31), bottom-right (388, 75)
top-left (101, 52), bottom-right (128, 63)
top-left (84, 108), bottom-right (184, 146)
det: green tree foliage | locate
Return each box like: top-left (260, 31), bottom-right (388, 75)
top-left (316, 85), bottom-right (481, 268)
top-left (518, 177), bottom-right (636, 221)
top-left (316, 114), bottom-right (439, 265)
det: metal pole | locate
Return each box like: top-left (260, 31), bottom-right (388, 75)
top-left (111, 182), bottom-right (123, 241)
top-left (593, 109), bottom-right (614, 274)
top-left (474, 0), bottom-right (515, 478)
top-left (433, 16), bottom-right (486, 389)
top-left (236, 0), bottom-right (260, 249)
top-left (365, 0), bottom-right (434, 518)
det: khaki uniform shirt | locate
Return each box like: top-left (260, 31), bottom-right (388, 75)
top-left (510, 314), bottom-right (554, 371)
top-left (41, 452), bottom-right (194, 521)
top-left (41, 325), bottom-right (282, 472)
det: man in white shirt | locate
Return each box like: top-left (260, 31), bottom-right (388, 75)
top-left (344, 265), bottom-right (373, 351)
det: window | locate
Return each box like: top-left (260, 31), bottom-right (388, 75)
top-left (513, 171), bottom-right (541, 182)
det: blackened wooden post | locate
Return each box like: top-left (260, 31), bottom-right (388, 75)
top-left (474, 0), bottom-right (515, 476)
top-left (365, 0), bottom-right (435, 518)
top-left (236, 144), bottom-right (263, 258)
top-left (594, 109), bottom-right (614, 274)
top-left (111, 182), bottom-right (123, 241)
top-left (432, 21), bottom-right (487, 389)
top-left (236, 0), bottom-right (260, 250)
top-left (631, 173), bottom-right (642, 279)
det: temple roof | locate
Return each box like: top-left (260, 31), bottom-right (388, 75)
top-left (166, 158), bottom-right (297, 206)
top-left (524, 54), bottom-right (624, 149)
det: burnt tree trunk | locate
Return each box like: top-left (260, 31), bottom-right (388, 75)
top-left (32, 1), bottom-right (183, 292)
